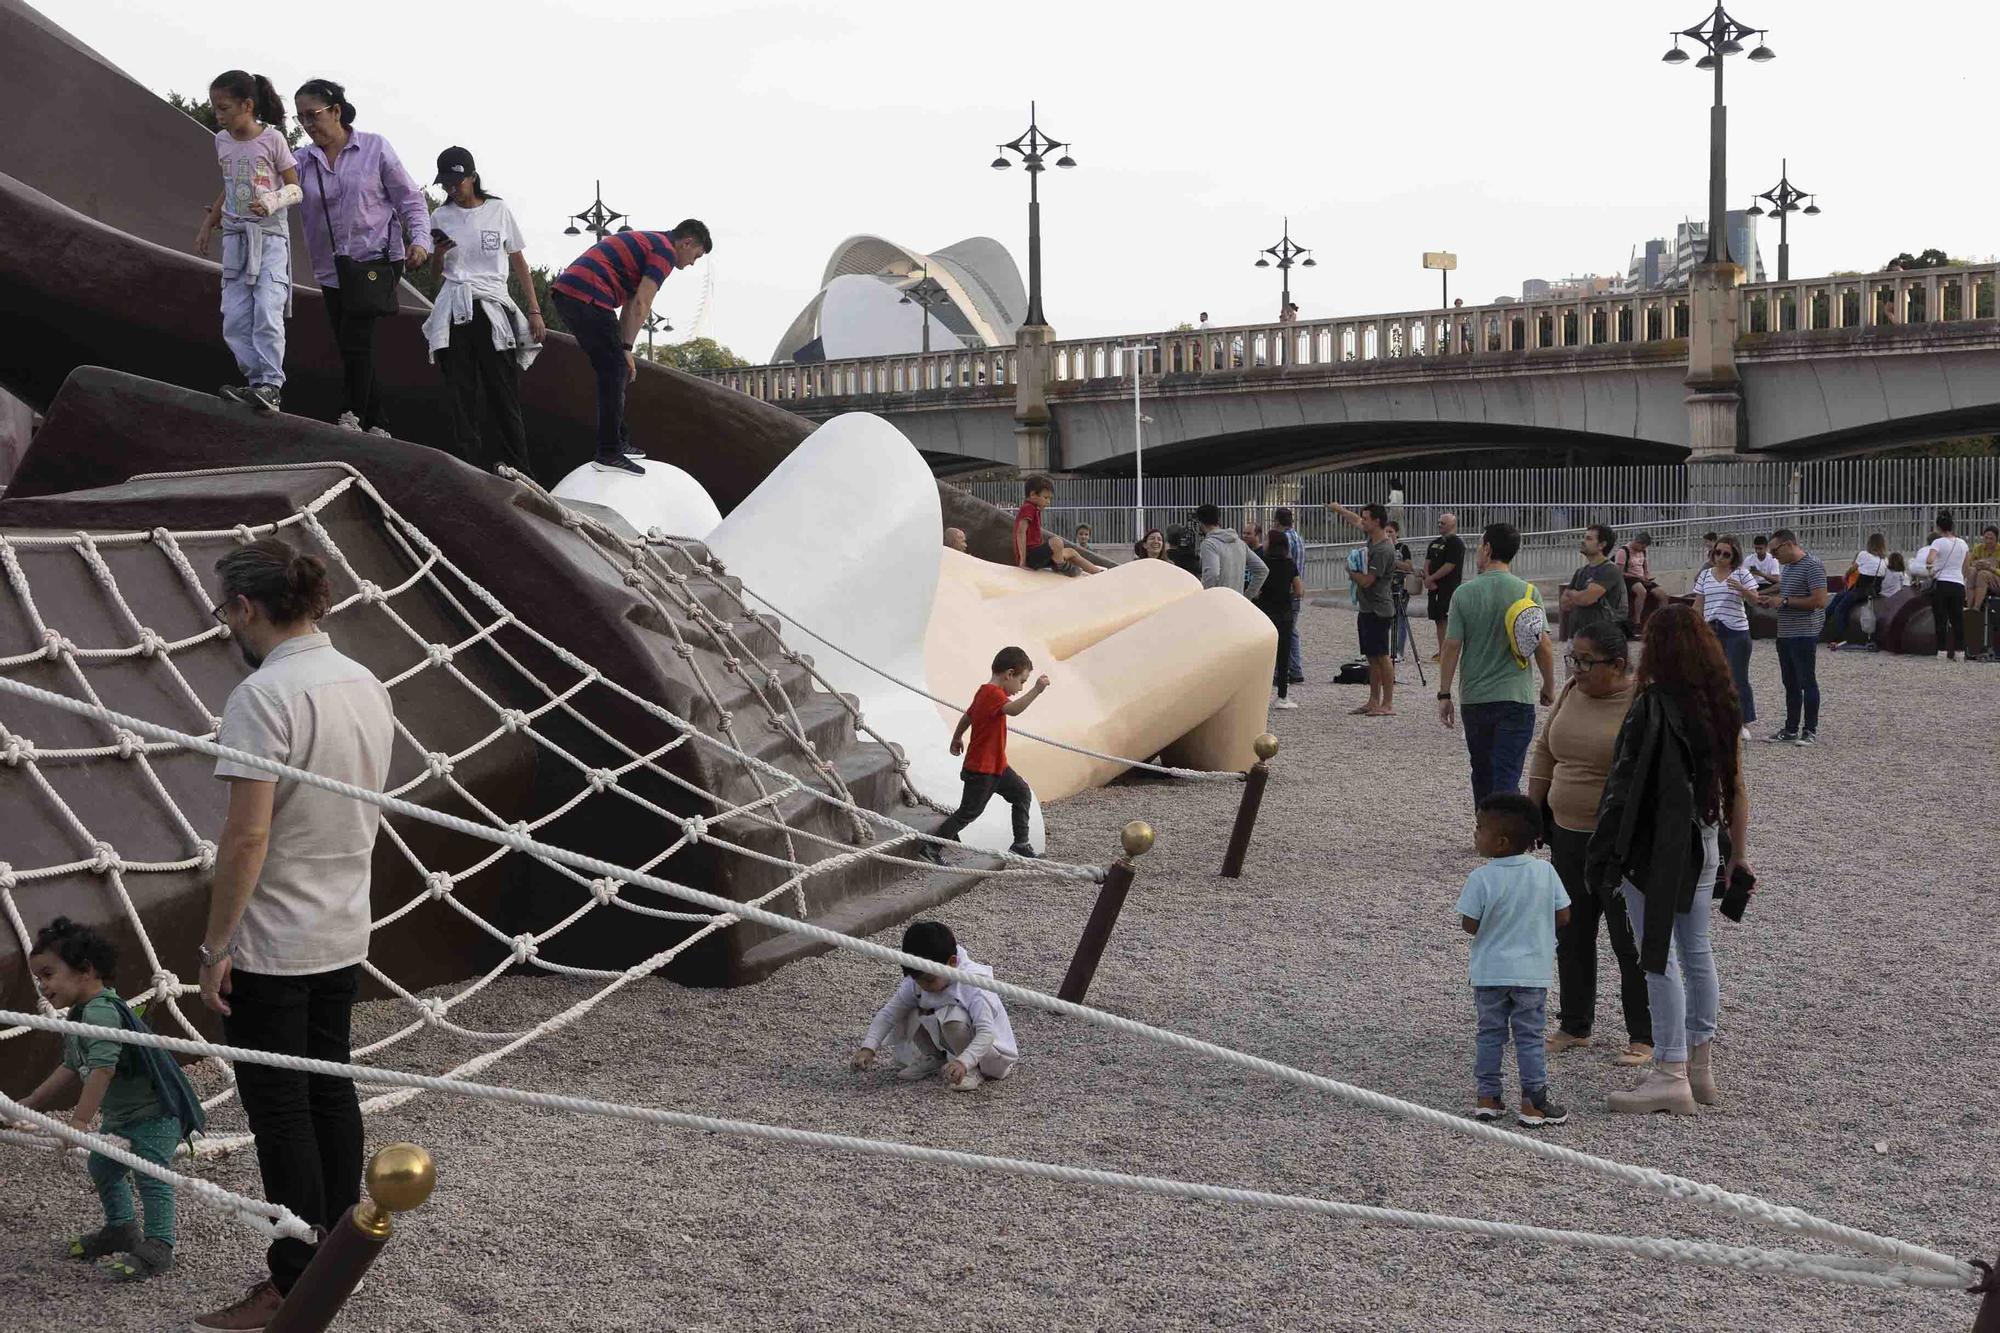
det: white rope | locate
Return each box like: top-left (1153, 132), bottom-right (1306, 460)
top-left (0, 1011), bottom-right (1974, 1295)
top-left (0, 1089), bottom-right (315, 1243)
top-left (0, 674), bottom-right (1975, 1291)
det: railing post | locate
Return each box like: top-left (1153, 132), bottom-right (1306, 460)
top-left (1220, 733), bottom-right (1280, 878)
top-left (1057, 821), bottom-right (1154, 1005)
top-left (266, 1144), bottom-right (436, 1333)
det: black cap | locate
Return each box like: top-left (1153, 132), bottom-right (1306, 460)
top-left (434, 146), bottom-right (475, 186)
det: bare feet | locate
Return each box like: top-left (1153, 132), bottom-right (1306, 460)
top-left (1365, 706), bottom-right (1396, 716)
top-left (1349, 704), bottom-right (1372, 715)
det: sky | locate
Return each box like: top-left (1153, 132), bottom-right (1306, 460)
top-left (35, 0), bottom-right (2000, 364)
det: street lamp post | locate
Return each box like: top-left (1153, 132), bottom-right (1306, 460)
top-left (1254, 217), bottom-right (1316, 320)
top-left (562, 180), bottom-right (631, 241)
top-left (990, 102), bottom-right (1076, 328)
top-left (1661, 7), bottom-right (1775, 267)
top-left (1745, 159), bottom-right (1819, 282)
top-left (898, 264), bottom-right (950, 354)
top-left (1121, 344), bottom-right (1157, 542)
top-left (642, 310), bottom-right (673, 357)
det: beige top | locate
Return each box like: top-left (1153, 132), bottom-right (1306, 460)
top-left (1526, 676), bottom-right (1634, 833)
top-left (214, 632), bottom-right (395, 975)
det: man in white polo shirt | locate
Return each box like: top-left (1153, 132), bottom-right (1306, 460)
top-left (193, 537), bottom-right (394, 1333)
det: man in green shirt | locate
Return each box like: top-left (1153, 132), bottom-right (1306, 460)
top-left (1437, 522), bottom-right (1555, 804)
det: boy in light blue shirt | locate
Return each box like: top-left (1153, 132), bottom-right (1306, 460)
top-left (1455, 794), bottom-right (1572, 1127)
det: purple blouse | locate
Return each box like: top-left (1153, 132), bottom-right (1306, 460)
top-left (295, 130), bottom-right (430, 288)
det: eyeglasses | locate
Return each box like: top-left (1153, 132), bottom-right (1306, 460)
top-left (210, 597), bottom-right (236, 624)
top-left (1564, 652), bottom-right (1612, 671)
top-left (297, 106), bottom-right (338, 122)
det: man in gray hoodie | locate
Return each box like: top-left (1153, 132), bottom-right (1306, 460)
top-left (1195, 504), bottom-right (1269, 599)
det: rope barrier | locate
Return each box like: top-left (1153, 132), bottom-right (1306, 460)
top-left (0, 674), bottom-right (1977, 1292)
top-left (0, 1011), bottom-right (1973, 1294)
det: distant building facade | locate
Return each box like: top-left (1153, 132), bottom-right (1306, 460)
top-left (1617, 213), bottom-right (1765, 291)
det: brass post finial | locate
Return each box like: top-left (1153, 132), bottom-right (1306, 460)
top-left (1120, 820), bottom-right (1155, 859)
top-left (1253, 733), bottom-right (1280, 762)
top-left (353, 1143), bottom-right (436, 1238)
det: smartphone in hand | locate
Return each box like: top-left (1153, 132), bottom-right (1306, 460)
top-left (1719, 864), bottom-right (1755, 922)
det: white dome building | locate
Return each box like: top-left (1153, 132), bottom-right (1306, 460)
top-left (772, 235), bottom-right (1026, 364)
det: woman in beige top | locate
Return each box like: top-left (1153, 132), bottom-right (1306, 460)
top-left (1525, 620), bottom-right (1652, 1067)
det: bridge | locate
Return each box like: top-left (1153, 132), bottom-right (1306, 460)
top-left (703, 264), bottom-right (2000, 474)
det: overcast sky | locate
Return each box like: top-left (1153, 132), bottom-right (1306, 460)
top-left (38, 0), bottom-right (2000, 362)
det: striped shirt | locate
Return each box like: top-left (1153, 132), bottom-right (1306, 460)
top-left (1692, 565), bottom-right (1757, 632)
top-left (551, 230), bottom-right (677, 310)
top-left (1776, 551), bottom-right (1827, 638)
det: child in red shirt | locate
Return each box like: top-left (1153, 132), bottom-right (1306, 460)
top-left (1014, 474), bottom-right (1104, 576)
top-left (921, 646), bottom-right (1049, 862)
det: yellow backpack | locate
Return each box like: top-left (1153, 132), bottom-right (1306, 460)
top-left (1503, 590), bottom-right (1547, 669)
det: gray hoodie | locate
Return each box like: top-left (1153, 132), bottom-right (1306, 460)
top-left (1199, 527), bottom-right (1269, 599)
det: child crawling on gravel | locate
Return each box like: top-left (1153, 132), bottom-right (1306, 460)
top-left (1456, 795), bottom-right (1572, 1128)
top-left (11, 917), bottom-right (204, 1280)
top-left (849, 920), bottom-right (1018, 1091)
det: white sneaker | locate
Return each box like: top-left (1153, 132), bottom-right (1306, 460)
top-left (1273, 697), bottom-right (1299, 710)
top-left (896, 1055), bottom-right (943, 1082)
top-left (336, 412), bottom-right (362, 431)
top-left (1740, 726), bottom-right (1751, 739)
top-left (949, 1067), bottom-right (985, 1092)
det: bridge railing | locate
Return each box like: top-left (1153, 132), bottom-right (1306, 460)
top-left (703, 264), bottom-right (2000, 406)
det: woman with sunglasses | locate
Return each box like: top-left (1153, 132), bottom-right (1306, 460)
top-left (1526, 621), bottom-right (1651, 1069)
top-left (1690, 537), bottom-right (1759, 738)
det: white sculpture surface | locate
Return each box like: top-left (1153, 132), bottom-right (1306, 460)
top-left (552, 457), bottom-right (724, 540)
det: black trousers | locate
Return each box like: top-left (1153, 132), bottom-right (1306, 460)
top-left (1932, 579), bottom-right (1966, 655)
top-left (222, 964), bottom-right (364, 1294)
top-left (936, 767), bottom-right (1033, 845)
top-left (1265, 608), bottom-right (1296, 697)
top-left (439, 305), bottom-right (531, 476)
top-left (552, 292), bottom-right (630, 459)
top-left (1547, 825), bottom-right (1652, 1044)
top-left (321, 283), bottom-right (389, 431)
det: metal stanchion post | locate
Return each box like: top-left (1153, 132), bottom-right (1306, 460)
top-left (1057, 820), bottom-right (1154, 1005)
top-left (1972, 1254), bottom-right (1999, 1332)
top-left (266, 1143), bottom-right (437, 1333)
top-left (1220, 733), bottom-right (1280, 878)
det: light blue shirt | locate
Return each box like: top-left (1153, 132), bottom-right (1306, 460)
top-left (1455, 855), bottom-right (1571, 988)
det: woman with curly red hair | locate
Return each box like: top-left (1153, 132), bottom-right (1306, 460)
top-left (1587, 605), bottom-right (1753, 1115)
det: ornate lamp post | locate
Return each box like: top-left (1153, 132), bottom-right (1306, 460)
top-left (990, 102), bottom-right (1076, 328)
top-left (1661, 7), bottom-right (1774, 267)
top-left (1254, 217), bottom-right (1316, 319)
top-left (642, 309), bottom-right (673, 357)
top-left (898, 264), bottom-right (951, 354)
top-left (562, 180), bottom-right (630, 241)
top-left (1745, 160), bottom-right (1819, 282)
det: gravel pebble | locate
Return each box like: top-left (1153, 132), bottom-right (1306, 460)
top-left (4, 603), bottom-right (1996, 1331)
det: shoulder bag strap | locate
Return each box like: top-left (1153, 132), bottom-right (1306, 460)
top-left (313, 156), bottom-right (340, 259)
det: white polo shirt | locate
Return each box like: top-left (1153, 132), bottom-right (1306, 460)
top-left (214, 632), bottom-right (395, 975)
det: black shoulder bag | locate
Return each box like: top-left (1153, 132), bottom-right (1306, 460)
top-left (315, 155), bottom-right (400, 316)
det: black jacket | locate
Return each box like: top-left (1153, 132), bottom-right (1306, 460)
top-left (1585, 687), bottom-right (1722, 974)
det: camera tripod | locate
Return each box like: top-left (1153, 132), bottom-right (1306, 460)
top-left (1389, 595), bottom-right (1428, 687)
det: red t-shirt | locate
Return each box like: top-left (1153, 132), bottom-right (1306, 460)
top-left (1014, 502), bottom-right (1044, 560)
top-left (961, 682), bottom-right (1011, 775)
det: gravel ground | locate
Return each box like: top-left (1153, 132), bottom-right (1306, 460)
top-left (6, 601), bottom-right (1997, 1332)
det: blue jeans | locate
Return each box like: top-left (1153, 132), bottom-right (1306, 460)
top-left (1620, 836), bottom-right (1720, 1064)
top-left (1287, 594), bottom-right (1303, 680)
top-left (1775, 634), bottom-right (1820, 734)
top-left (1461, 700), bottom-right (1536, 805)
top-left (1708, 621), bottom-right (1754, 725)
top-left (552, 292), bottom-right (632, 460)
top-left (1473, 986), bottom-right (1549, 1100)
top-left (220, 226), bottom-right (289, 388)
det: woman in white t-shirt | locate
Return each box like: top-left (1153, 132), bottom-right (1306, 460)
top-left (1691, 536), bottom-right (1760, 734)
top-left (421, 146), bottom-right (545, 476)
top-left (1826, 533), bottom-right (1887, 648)
top-left (1927, 511), bottom-right (1972, 660)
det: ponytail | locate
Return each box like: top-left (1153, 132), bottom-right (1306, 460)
top-left (210, 69), bottom-right (286, 132)
top-left (295, 77), bottom-right (356, 127)
top-left (215, 537), bottom-right (332, 625)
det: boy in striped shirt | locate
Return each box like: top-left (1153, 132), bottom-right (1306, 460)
top-left (549, 219), bottom-right (712, 474)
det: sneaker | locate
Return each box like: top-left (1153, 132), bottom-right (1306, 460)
top-left (103, 1236), bottom-right (174, 1281)
top-left (896, 1054), bottom-right (944, 1082)
top-left (1739, 725), bottom-right (1751, 740)
top-left (1518, 1095), bottom-right (1570, 1127)
top-left (191, 1280), bottom-right (284, 1331)
top-left (1007, 841), bottom-right (1038, 859)
top-left (622, 445), bottom-right (648, 460)
top-left (1286, 674), bottom-right (1305, 684)
top-left (246, 385), bottom-right (281, 413)
top-left (948, 1067), bottom-right (985, 1092)
top-left (1273, 697), bottom-right (1299, 710)
top-left (1795, 731), bottom-right (1817, 747)
top-left (335, 412), bottom-right (363, 432)
top-left (67, 1221), bottom-right (139, 1260)
top-left (1762, 728), bottom-right (1798, 744)
top-left (1545, 1030), bottom-right (1592, 1055)
top-left (218, 384), bottom-right (255, 406)
top-left (913, 842), bottom-right (944, 866)
top-left (590, 454), bottom-right (645, 476)
top-left (366, 426), bottom-right (391, 438)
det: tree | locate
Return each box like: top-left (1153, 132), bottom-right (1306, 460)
top-left (166, 90), bottom-right (305, 148)
top-left (1883, 248), bottom-right (1952, 271)
top-left (643, 337), bottom-right (748, 373)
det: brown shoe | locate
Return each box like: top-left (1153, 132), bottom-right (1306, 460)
top-left (191, 1280), bottom-right (284, 1332)
top-left (1545, 1030), bottom-right (1592, 1054)
top-left (1613, 1041), bottom-right (1654, 1067)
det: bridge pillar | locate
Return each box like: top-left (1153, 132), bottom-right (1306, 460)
top-left (1684, 261), bottom-right (1745, 462)
top-left (1013, 323), bottom-right (1056, 472)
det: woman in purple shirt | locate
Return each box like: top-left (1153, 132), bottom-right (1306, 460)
top-left (291, 79), bottom-right (429, 435)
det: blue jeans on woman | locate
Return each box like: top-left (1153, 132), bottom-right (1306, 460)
top-left (1618, 827), bottom-right (1720, 1063)
top-left (1708, 620), bottom-right (1754, 725)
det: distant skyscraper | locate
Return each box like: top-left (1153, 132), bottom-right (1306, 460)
top-left (1620, 213), bottom-right (1765, 291)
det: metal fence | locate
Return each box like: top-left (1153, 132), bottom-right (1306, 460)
top-left (971, 459), bottom-right (2000, 591)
